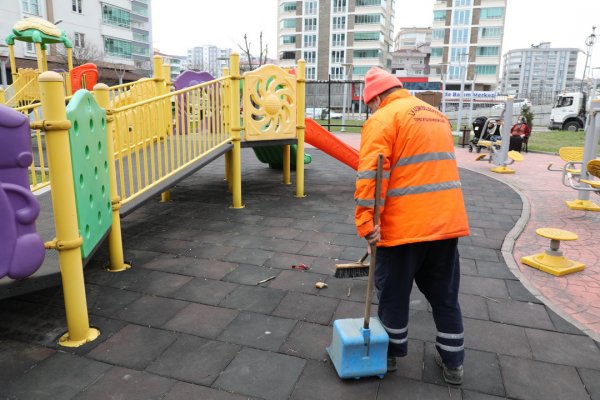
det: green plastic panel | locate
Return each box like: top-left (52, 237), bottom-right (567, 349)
top-left (252, 145), bottom-right (312, 169)
top-left (66, 90), bottom-right (111, 258)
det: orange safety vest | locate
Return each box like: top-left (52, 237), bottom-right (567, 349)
top-left (355, 89), bottom-right (469, 247)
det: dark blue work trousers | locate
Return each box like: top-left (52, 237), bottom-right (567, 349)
top-left (375, 238), bottom-right (464, 368)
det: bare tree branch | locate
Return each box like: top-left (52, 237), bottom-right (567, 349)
top-left (237, 32), bottom-right (268, 72)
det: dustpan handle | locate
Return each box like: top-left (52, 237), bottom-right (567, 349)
top-left (364, 154), bottom-right (383, 330)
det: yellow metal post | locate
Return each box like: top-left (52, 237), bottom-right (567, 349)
top-left (295, 59), bottom-right (306, 197)
top-left (229, 53), bottom-right (244, 208)
top-left (0, 89), bottom-right (5, 104)
top-left (222, 66), bottom-right (233, 191)
top-left (162, 64), bottom-right (171, 93)
top-left (8, 45), bottom-right (17, 83)
top-left (152, 56), bottom-right (171, 201)
top-left (65, 47), bottom-right (73, 94)
top-left (93, 84), bottom-right (131, 272)
top-left (34, 43), bottom-right (44, 72)
top-left (39, 72), bottom-right (100, 347)
top-left (283, 145), bottom-right (291, 184)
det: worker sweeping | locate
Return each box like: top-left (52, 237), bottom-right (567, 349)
top-left (354, 67), bottom-right (470, 385)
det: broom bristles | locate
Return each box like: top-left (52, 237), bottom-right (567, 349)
top-left (334, 264), bottom-right (370, 278)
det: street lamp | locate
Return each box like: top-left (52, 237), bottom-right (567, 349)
top-left (455, 52), bottom-right (469, 135)
top-left (340, 63), bottom-right (353, 132)
top-left (437, 63), bottom-right (449, 113)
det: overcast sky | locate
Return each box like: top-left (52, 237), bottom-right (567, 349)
top-left (152, 0), bottom-right (600, 78)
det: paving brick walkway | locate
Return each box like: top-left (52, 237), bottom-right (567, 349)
top-left (1, 145), bottom-right (599, 399)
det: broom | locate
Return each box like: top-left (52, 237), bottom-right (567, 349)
top-left (334, 154), bottom-right (383, 279)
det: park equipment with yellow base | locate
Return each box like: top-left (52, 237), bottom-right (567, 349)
top-left (327, 154), bottom-right (389, 379)
top-left (521, 228), bottom-right (585, 276)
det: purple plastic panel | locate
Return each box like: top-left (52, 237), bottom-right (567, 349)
top-left (172, 71), bottom-right (217, 135)
top-left (0, 104), bottom-right (45, 279)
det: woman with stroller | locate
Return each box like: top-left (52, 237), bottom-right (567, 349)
top-left (509, 116), bottom-right (531, 152)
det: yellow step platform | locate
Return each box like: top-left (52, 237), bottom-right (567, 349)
top-left (521, 228), bottom-right (585, 276)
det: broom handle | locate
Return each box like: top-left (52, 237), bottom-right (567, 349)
top-left (364, 154), bottom-right (383, 330)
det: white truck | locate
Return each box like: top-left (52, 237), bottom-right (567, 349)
top-left (548, 91), bottom-right (600, 131)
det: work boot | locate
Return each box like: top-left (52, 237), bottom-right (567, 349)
top-left (387, 356), bottom-right (397, 372)
top-left (434, 351), bottom-right (463, 385)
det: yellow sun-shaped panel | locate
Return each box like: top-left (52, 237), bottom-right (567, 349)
top-left (243, 65), bottom-right (297, 141)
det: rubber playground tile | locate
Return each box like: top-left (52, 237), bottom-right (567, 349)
top-left (72, 366), bottom-right (175, 400)
top-left (123, 270), bottom-right (193, 296)
top-left (223, 248), bottom-right (275, 266)
top-left (459, 275), bottom-right (510, 299)
top-left (258, 226), bottom-right (302, 240)
top-left (214, 347), bottom-right (306, 400)
top-left (117, 295), bottom-right (189, 328)
top-left (289, 218), bottom-right (327, 231)
top-left (83, 264), bottom-right (146, 289)
top-left (378, 375), bottom-right (461, 400)
top-left (268, 269), bottom-right (328, 295)
top-left (162, 381), bottom-right (251, 400)
top-left (297, 241), bottom-right (345, 259)
top-left (458, 293), bottom-right (491, 320)
top-left (219, 284), bottom-right (287, 314)
top-left (0, 339), bottom-right (55, 389)
top-left (272, 292), bottom-right (339, 325)
top-left (289, 359), bottom-right (379, 400)
top-left (135, 253), bottom-right (195, 274)
top-left (487, 299), bottom-right (554, 330)
top-left (462, 318), bottom-right (532, 358)
top-left (578, 368), bottom-right (600, 400)
top-left (222, 264), bottom-right (281, 285)
top-left (525, 328), bottom-right (600, 370)
top-left (217, 311), bottom-right (297, 352)
top-left (183, 243), bottom-right (237, 260)
top-left (462, 391), bottom-right (507, 400)
top-left (146, 335), bottom-right (241, 386)
top-left (126, 236), bottom-right (196, 256)
top-left (163, 303), bottom-right (239, 339)
top-left (279, 321), bottom-right (332, 361)
top-left (3, 352), bottom-right (111, 400)
top-left (88, 324), bottom-right (177, 370)
top-left (85, 284), bottom-right (143, 317)
top-left (499, 355), bottom-right (590, 400)
top-left (260, 216), bottom-right (297, 228)
top-left (475, 260), bottom-right (518, 280)
top-left (178, 258), bottom-right (238, 280)
top-left (171, 277), bottom-right (238, 305)
top-left (505, 280), bottom-right (542, 304)
top-left (457, 244), bottom-right (501, 262)
top-left (263, 252), bottom-right (318, 270)
top-left (546, 308), bottom-right (587, 336)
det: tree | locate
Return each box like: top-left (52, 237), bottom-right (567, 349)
top-left (55, 33), bottom-right (105, 68)
top-left (521, 104), bottom-right (535, 130)
top-left (238, 32), bottom-right (268, 72)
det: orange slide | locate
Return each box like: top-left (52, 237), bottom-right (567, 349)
top-left (304, 118), bottom-right (359, 171)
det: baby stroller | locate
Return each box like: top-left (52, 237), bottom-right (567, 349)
top-left (469, 117), bottom-right (501, 153)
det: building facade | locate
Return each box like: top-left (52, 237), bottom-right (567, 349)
top-left (154, 50), bottom-right (186, 81)
top-left (391, 27), bottom-right (431, 77)
top-left (428, 0), bottom-right (506, 91)
top-left (0, 0), bottom-right (153, 78)
top-left (186, 46), bottom-right (231, 77)
top-left (277, 0), bottom-right (396, 81)
top-left (499, 43), bottom-right (579, 103)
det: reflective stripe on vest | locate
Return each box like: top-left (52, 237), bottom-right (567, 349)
top-left (387, 180), bottom-right (461, 197)
top-left (356, 170), bottom-right (391, 180)
top-left (395, 152), bottom-right (456, 168)
top-left (355, 197), bottom-right (386, 208)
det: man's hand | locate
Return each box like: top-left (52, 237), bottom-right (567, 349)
top-left (365, 225), bottom-right (380, 245)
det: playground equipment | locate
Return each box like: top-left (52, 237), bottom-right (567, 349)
top-left (547, 147), bottom-right (584, 174)
top-left (521, 228), bottom-right (584, 276)
top-left (70, 63), bottom-right (98, 93)
top-left (1, 17), bottom-right (74, 107)
top-left (559, 100), bottom-right (600, 211)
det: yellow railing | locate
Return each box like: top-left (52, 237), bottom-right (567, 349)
top-left (109, 78), bottom-right (160, 108)
top-left (5, 69), bottom-right (40, 108)
top-left (13, 102), bottom-right (50, 192)
top-left (110, 76), bottom-right (230, 205)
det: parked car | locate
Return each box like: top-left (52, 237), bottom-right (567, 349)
top-left (305, 107), bottom-right (343, 119)
top-left (492, 98), bottom-right (532, 111)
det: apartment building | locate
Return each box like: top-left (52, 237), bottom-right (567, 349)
top-left (0, 0), bottom-right (153, 80)
top-left (499, 42), bottom-right (579, 101)
top-left (428, 0), bottom-right (506, 91)
top-left (277, 0), bottom-right (396, 81)
top-left (186, 46), bottom-right (231, 78)
top-left (154, 50), bottom-right (185, 81)
top-left (391, 27), bottom-right (431, 76)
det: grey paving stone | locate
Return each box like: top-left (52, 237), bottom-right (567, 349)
top-left (546, 308), bottom-right (586, 335)
top-left (218, 312), bottom-right (297, 351)
top-left (88, 324), bottom-right (176, 369)
top-left (297, 242), bottom-right (345, 258)
top-left (264, 252), bottom-right (318, 270)
top-left (117, 295), bottom-right (189, 327)
top-left (214, 347), bottom-right (306, 400)
top-left (463, 318), bottom-right (532, 358)
top-left (261, 226), bottom-right (302, 240)
top-left (378, 374), bottom-right (462, 400)
top-left (460, 258), bottom-right (478, 276)
top-left (4, 352), bottom-right (111, 400)
top-left (318, 277), bottom-right (369, 302)
top-left (163, 303), bottom-right (239, 339)
top-left (127, 236), bottom-right (196, 255)
top-left (272, 292), bottom-right (339, 325)
top-left (147, 335), bottom-right (241, 386)
top-left (224, 248), bottom-right (275, 266)
top-left (72, 366), bottom-right (175, 400)
top-left (457, 244), bottom-right (500, 262)
top-left (387, 339), bottom-right (425, 381)
top-left (505, 279), bottom-right (543, 304)
top-left (331, 233), bottom-right (364, 248)
top-left (219, 285), bottom-right (287, 314)
top-left (407, 310), bottom-right (437, 342)
top-left (124, 270), bottom-right (193, 296)
top-left (0, 339), bottom-right (55, 389)
top-left (85, 284), bottom-right (143, 318)
top-left (294, 230), bottom-right (337, 244)
top-left (460, 275), bottom-right (509, 299)
top-left (475, 260), bottom-right (517, 279)
top-left (525, 328), bottom-right (600, 369)
top-left (289, 359), bottom-right (379, 400)
top-left (172, 277), bottom-right (238, 305)
top-left (458, 293), bottom-right (490, 320)
top-left (578, 368), bottom-right (600, 400)
top-left (184, 243), bottom-right (236, 260)
top-left (462, 391), bottom-right (507, 400)
top-left (500, 355), bottom-right (590, 400)
top-left (163, 381), bottom-right (252, 400)
top-left (488, 298), bottom-right (554, 330)
top-left (332, 299), bottom-right (379, 322)
top-left (320, 222), bottom-right (357, 235)
top-left (269, 269), bottom-right (328, 295)
top-left (280, 321), bottom-right (332, 360)
top-left (178, 258), bottom-right (239, 280)
top-left (222, 264), bottom-right (281, 285)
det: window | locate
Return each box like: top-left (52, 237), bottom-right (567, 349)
top-left (104, 37), bottom-right (132, 58)
top-left (356, 0), bottom-right (382, 5)
top-left (353, 66), bottom-right (370, 76)
top-left (354, 31), bottom-right (381, 41)
top-left (280, 19), bottom-right (295, 29)
top-left (304, 51), bottom-right (316, 63)
top-left (479, 27), bottom-right (502, 39)
top-left (131, 3), bottom-right (148, 16)
top-left (453, 10), bottom-right (470, 25)
top-left (304, 34), bottom-right (316, 47)
top-left (25, 42), bottom-right (35, 54)
top-left (430, 48), bottom-right (443, 57)
top-left (476, 46), bottom-right (499, 56)
top-left (353, 49), bottom-right (380, 58)
top-left (304, 1), bottom-right (317, 14)
top-left (432, 29), bottom-right (445, 40)
top-left (281, 35), bottom-right (296, 45)
top-left (281, 51), bottom-right (296, 60)
top-left (451, 28), bottom-right (469, 44)
top-left (330, 66), bottom-right (344, 80)
top-left (448, 65), bottom-right (465, 80)
top-left (480, 7), bottom-right (504, 20)
top-left (333, 0), bottom-right (347, 13)
top-left (280, 2), bottom-right (296, 12)
top-left (332, 16), bottom-right (346, 30)
top-left (72, 0), bottom-right (82, 13)
top-left (434, 11), bottom-right (446, 21)
top-left (304, 18), bottom-right (317, 31)
top-left (306, 67), bottom-right (316, 80)
top-left (355, 14), bottom-right (381, 24)
top-left (22, 0), bottom-right (40, 15)
top-left (74, 32), bottom-right (85, 48)
top-left (454, 0), bottom-right (471, 6)
top-left (102, 5), bottom-right (131, 28)
top-left (450, 47), bottom-right (468, 62)
top-left (133, 31), bottom-right (149, 42)
top-left (132, 44), bottom-right (149, 56)
top-left (474, 65), bottom-right (497, 75)
top-left (331, 50), bottom-right (344, 64)
top-left (332, 33), bottom-right (345, 47)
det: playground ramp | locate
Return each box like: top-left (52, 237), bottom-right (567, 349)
top-left (304, 118), bottom-right (359, 171)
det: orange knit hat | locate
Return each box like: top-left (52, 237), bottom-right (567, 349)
top-left (363, 67), bottom-right (402, 104)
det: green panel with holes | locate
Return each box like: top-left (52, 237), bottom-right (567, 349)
top-left (66, 90), bottom-right (112, 258)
